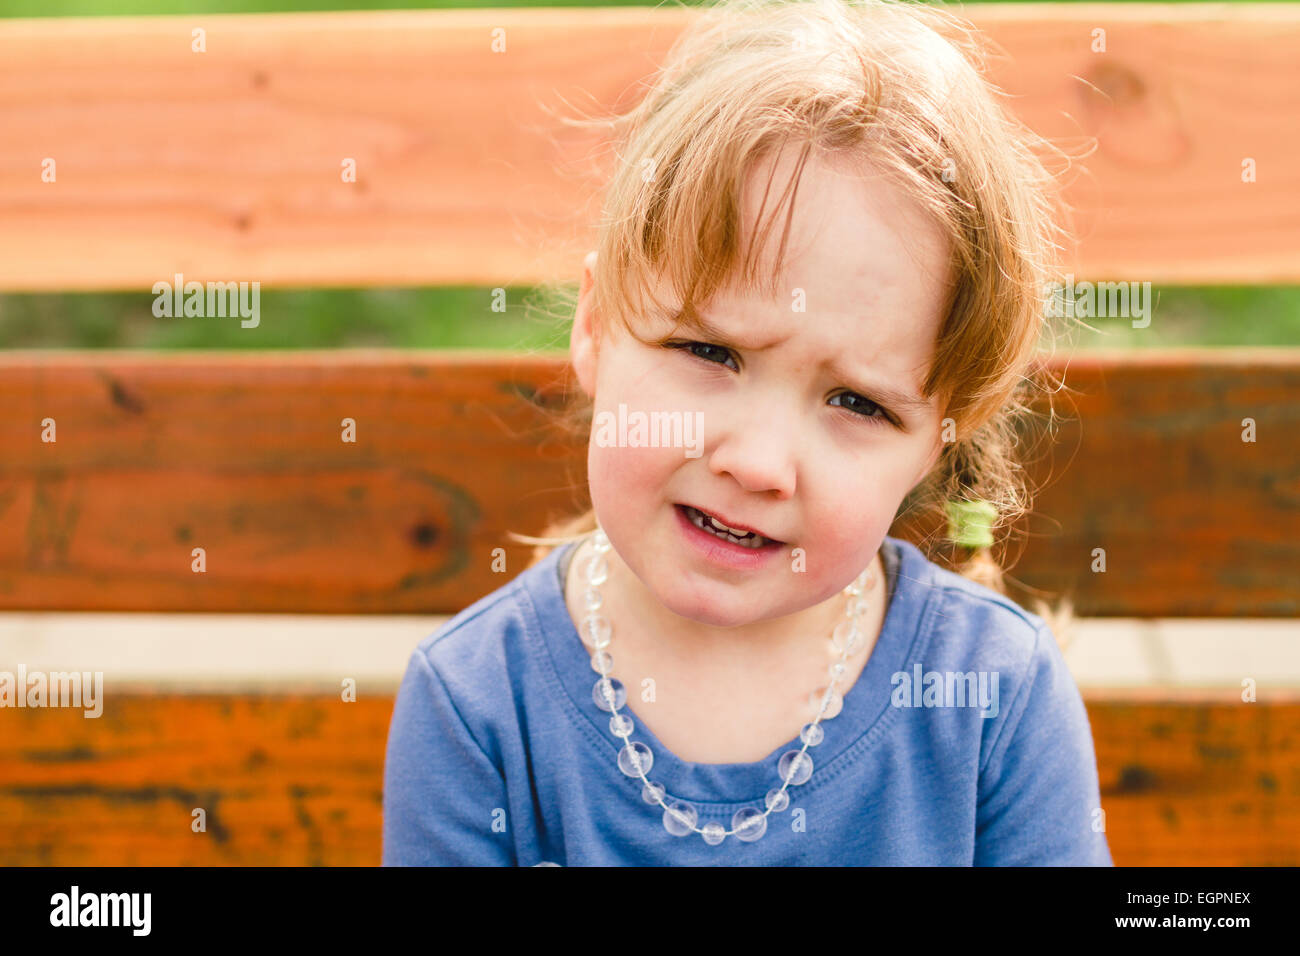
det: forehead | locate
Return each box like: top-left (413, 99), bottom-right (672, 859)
top-left (648, 148), bottom-right (953, 390)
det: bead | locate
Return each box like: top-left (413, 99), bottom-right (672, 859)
top-left (732, 807), bottom-right (767, 842)
top-left (663, 800), bottom-right (698, 836)
top-left (609, 713), bottom-right (634, 738)
top-left (844, 569), bottom-right (872, 596)
top-left (808, 685), bottom-right (843, 719)
top-left (582, 553), bottom-right (609, 586)
top-left (618, 741), bottom-right (653, 777)
top-left (700, 822), bottom-right (726, 845)
top-left (778, 750), bottom-right (814, 785)
top-left (585, 513), bottom-right (864, 847)
top-left (580, 615), bottom-right (612, 650)
top-left (593, 676), bottom-right (626, 712)
top-left (831, 619), bottom-right (861, 654)
top-left (799, 722), bottom-right (824, 746)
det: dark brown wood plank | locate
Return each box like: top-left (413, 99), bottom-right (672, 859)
top-left (0, 350), bottom-right (585, 613)
top-left (1007, 349), bottom-right (1300, 616)
top-left (0, 692), bottom-right (1294, 866)
top-left (1, 349), bottom-right (1296, 616)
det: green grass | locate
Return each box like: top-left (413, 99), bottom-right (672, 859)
top-left (0, 287), bottom-right (569, 351)
top-left (1049, 286), bottom-right (1300, 349)
top-left (3, 284), bottom-right (1299, 351)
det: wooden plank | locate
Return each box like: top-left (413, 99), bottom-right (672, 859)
top-left (0, 350), bottom-right (583, 613)
top-left (0, 611), bottom-right (433, 692)
top-left (4, 612), bottom-right (1299, 690)
top-left (1003, 349), bottom-right (1300, 617)
top-left (1, 349), bottom-right (1296, 616)
top-left (1089, 696), bottom-right (1299, 867)
top-left (1, 692), bottom-right (1294, 865)
top-left (0, 695), bottom-right (390, 866)
top-left (0, 5), bottom-right (1297, 290)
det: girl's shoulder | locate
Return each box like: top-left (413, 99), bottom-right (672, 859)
top-left (891, 537), bottom-right (1093, 798)
top-left (409, 547), bottom-right (566, 686)
top-left (888, 535), bottom-right (1058, 682)
top-left (891, 535), bottom-right (1048, 630)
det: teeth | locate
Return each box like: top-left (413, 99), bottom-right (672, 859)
top-left (707, 514), bottom-right (751, 537)
top-left (687, 506), bottom-right (770, 549)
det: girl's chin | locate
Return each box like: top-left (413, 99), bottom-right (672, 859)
top-left (649, 585), bottom-right (773, 629)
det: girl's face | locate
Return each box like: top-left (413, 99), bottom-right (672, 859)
top-left (570, 149), bottom-right (950, 640)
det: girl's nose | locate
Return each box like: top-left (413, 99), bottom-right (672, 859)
top-left (706, 412), bottom-right (797, 499)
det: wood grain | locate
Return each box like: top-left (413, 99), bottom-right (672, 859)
top-left (1, 349), bottom-right (1296, 616)
top-left (1, 692), bottom-right (1293, 866)
top-left (0, 5), bottom-right (1297, 290)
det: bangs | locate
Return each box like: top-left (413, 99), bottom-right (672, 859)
top-left (600, 134), bottom-right (821, 348)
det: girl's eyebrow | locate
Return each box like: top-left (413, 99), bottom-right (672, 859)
top-left (823, 358), bottom-right (932, 414)
top-left (681, 312), bottom-right (930, 414)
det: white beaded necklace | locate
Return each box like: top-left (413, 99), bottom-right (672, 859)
top-left (573, 524), bottom-right (877, 846)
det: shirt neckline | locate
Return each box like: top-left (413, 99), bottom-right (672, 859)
top-left (524, 533), bottom-right (937, 809)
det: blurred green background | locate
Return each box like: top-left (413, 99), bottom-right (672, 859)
top-left (2, 0), bottom-right (1295, 352)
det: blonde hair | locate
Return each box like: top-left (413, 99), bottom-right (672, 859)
top-left (511, 0), bottom-right (1085, 645)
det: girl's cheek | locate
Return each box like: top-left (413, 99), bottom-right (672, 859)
top-left (587, 442), bottom-right (674, 513)
top-left (804, 505), bottom-right (891, 568)
top-left (804, 523), bottom-right (860, 569)
top-left (587, 443), bottom-right (626, 497)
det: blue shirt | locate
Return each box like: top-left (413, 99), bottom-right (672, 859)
top-left (383, 534), bottom-right (1113, 866)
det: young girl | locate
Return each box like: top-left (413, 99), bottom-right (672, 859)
top-left (383, 0), bottom-right (1111, 866)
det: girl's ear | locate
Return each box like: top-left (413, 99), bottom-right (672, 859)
top-left (570, 251), bottom-right (600, 399)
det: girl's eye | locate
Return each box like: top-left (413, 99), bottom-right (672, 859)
top-left (829, 391), bottom-right (893, 425)
top-left (665, 339), bottom-right (738, 371)
top-left (665, 339), bottom-right (895, 426)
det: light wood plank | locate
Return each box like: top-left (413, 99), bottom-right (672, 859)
top-left (1, 5), bottom-right (1297, 289)
top-left (4, 612), bottom-right (1299, 689)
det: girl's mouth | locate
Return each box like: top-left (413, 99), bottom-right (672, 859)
top-left (677, 504), bottom-right (783, 550)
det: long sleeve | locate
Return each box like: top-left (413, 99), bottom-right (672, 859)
top-left (973, 624), bottom-right (1113, 866)
top-left (382, 647), bottom-right (515, 866)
